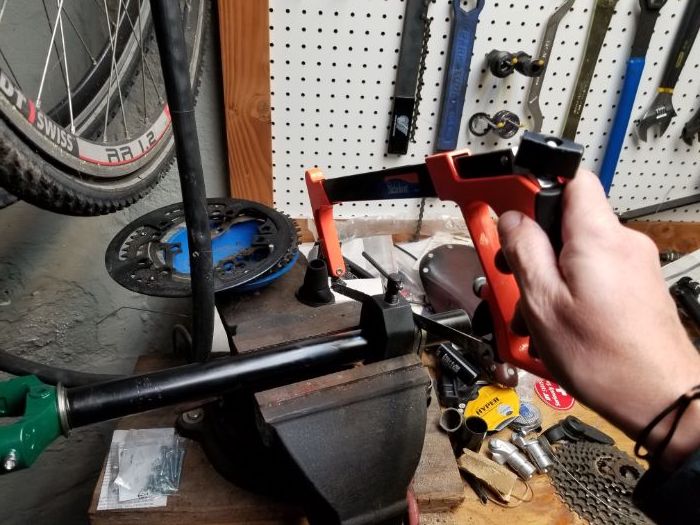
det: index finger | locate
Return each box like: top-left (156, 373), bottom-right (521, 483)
top-left (561, 169), bottom-right (620, 243)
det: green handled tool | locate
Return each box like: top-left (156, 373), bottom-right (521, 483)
top-left (0, 376), bottom-right (64, 472)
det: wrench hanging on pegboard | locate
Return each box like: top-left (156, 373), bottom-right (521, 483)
top-left (562, 0), bottom-right (619, 140)
top-left (599, 0), bottom-right (667, 194)
top-left (527, 0), bottom-right (576, 133)
top-left (436, 0), bottom-right (485, 151)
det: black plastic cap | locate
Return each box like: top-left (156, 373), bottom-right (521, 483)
top-left (296, 259), bottom-right (335, 307)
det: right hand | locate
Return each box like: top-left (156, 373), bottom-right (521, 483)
top-left (497, 170), bottom-right (700, 469)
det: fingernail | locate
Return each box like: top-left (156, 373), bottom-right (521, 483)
top-left (498, 211), bottom-right (524, 234)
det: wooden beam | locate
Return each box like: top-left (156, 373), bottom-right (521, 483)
top-left (218, 0), bottom-right (273, 206)
top-left (627, 221), bottom-right (700, 253)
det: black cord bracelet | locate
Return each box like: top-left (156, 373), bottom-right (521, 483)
top-left (634, 384), bottom-right (700, 463)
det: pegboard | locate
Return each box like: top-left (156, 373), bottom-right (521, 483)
top-left (268, 0), bottom-right (700, 221)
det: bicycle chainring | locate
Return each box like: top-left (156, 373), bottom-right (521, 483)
top-left (549, 442), bottom-right (651, 525)
top-left (105, 198), bottom-right (299, 297)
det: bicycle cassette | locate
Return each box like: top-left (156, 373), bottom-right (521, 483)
top-left (550, 442), bottom-right (650, 525)
top-left (105, 198), bottom-right (299, 297)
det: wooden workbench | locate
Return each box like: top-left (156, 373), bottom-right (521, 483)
top-left (89, 221), bottom-right (698, 524)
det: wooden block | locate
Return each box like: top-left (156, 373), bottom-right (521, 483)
top-left (218, 1), bottom-right (273, 205)
top-left (457, 449), bottom-right (516, 502)
top-left (413, 399), bottom-right (465, 512)
top-left (420, 513), bottom-right (458, 525)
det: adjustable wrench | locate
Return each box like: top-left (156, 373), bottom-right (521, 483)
top-left (599, 0), bottom-right (667, 193)
top-left (637, 0), bottom-right (700, 142)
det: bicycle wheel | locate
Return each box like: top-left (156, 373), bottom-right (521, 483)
top-left (0, 0), bottom-right (207, 215)
top-left (0, 187), bottom-right (17, 209)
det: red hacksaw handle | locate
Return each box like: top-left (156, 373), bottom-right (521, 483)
top-left (305, 153), bottom-right (553, 380)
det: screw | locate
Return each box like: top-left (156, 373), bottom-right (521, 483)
top-left (473, 276), bottom-right (487, 296)
top-left (3, 450), bottom-right (18, 471)
top-left (182, 408), bottom-right (204, 425)
top-left (336, 268), bottom-right (343, 276)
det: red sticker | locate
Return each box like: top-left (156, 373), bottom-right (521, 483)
top-left (534, 379), bottom-right (575, 410)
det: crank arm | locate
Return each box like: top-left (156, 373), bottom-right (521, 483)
top-left (306, 132), bottom-right (584, 380)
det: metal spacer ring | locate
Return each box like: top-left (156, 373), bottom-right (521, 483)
top-left (56, 383), bottom-right (71, 436)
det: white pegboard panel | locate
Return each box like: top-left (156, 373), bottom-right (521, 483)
top-left (268, 0), bottom-right (700, 220)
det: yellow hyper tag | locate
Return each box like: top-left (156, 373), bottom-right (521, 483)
top-left (465, 385), bottom-right (520, 431)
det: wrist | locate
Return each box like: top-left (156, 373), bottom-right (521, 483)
top-left (611, 340), bottom-right (700, 469)
top-left (652, 385), bottom-right (700, 470)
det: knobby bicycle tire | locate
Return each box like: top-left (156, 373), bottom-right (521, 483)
top-left (0, 0), bottom-right (208, 215)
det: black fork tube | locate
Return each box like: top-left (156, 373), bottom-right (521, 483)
top-left (65, 331), bottom-right (368, 428)
top-left (150, 0), bottom-right (214, 362)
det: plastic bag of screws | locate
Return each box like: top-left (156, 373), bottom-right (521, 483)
top-left (113, 428), bottom-right (187, 501)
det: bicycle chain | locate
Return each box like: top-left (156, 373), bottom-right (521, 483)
top-left (549, 442), bottom-right (651, 525)
top-left (409, 0), bottom-right (433, 144)
top-left (410, 1), bottom-right (432, 240)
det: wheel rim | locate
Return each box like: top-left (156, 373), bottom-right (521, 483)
top-left (0, 0), bottom-right (204, 182)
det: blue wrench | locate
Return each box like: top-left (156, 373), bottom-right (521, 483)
top-left (436, 0), bottom-right (485, 151)
top-left (599, 0), bottom-right (667, 194)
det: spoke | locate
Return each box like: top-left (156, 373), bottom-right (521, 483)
top-left (0, 0), bottom-right (20, 88)
top-left (0, 0), bottom-right (8, 26)
top-left (137, 0), bottom-right (147, 124)
top-left (41, 0), bottom-right (68, 102)
top-left (102, 0), bottom-right (130, 141)
top-left (56, 0), bottom-right (75, 132)
top-left (101, 0), bottom-right (115, 141)
top-left (123, 4), bottom-right (163, 104)
top-left (37, 0), bottom-right (67, 109)
top-left (0, 49), bottom-right (21, 90)
top-left (64, 10), bottom-right (97, 64)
